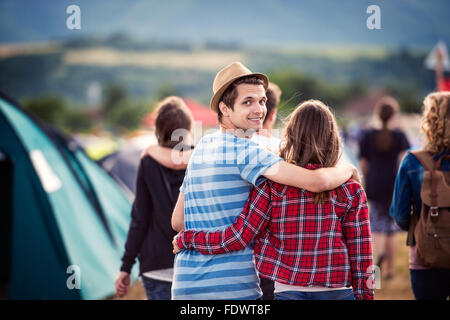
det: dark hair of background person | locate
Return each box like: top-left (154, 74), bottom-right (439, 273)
top-left (263, 82), bottom-right (282, 125)
top-left (374, 97), bottom-right (399, 153)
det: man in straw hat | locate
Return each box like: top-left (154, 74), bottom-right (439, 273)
top-left (166, 62), bottom-right (360, 300)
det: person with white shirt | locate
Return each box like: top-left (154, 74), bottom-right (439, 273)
top-left (251, 82), bottom-right (282, 154)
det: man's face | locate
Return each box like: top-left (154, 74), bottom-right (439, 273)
top-left (220, 83), bottom-right (267, 134)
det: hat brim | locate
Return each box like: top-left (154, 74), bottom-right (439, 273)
top-left (210, 73), bottom-right (269, 113)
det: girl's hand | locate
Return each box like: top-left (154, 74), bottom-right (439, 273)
top-left (173, 234), bottom-right (181, 254)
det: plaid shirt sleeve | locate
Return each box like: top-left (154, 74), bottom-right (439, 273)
top-left (342, 182), bottom-right (374, 300)
top-left (176, 181), bottom-right (272, 254)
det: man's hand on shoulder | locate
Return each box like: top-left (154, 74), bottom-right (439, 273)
top-left (350, 165), bottom-right (362, 184)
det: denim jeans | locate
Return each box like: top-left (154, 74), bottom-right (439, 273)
top-left (275, 288), bottom-right (355, 300)
top-left (410, 269), bottom-right (450, 300)
top-left (141, 276), bottom-right (172, 300)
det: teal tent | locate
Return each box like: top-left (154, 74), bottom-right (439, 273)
top-left (0, 93), bottom-right (137, 299)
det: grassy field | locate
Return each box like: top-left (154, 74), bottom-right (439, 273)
top-left (116, 232), bottom-right (414, 300)
top-left (63, 48), bottom-right (246, 71)
top-left (372, 232), bottom-right (415, 300)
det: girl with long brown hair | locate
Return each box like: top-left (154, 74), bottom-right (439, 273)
top-left (358, 96), bottom-right (410, 280)
top-left (173, 100), bottom-right (374, 300)
top-left (390, 92), bottom-right (450, 300)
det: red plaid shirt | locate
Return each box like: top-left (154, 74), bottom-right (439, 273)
top-left (177, 165), bottom-right (374, 300)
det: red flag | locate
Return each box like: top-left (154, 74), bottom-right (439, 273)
top-left (438, 77), bottom-right (450, 91)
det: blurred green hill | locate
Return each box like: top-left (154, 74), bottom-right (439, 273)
top-left (0, 39), bottom-right (435, 113)
top-left (1, 0), bottom-right (444, 123)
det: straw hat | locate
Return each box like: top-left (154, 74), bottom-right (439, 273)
top-left (210, 62), bottom-right (269, 113)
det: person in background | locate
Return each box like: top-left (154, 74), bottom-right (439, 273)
top-left (115, 96), bottom-right (194, 300)
top-left (358, 97), bottom-right (410, 280)
top-left (435, 46), bottom-right (450, 92)
top-left (390, 92), bottom-right (450, 300)
top-left (251, 82), bottom-right (282, 154)
top-left (249, 81), bottom-right (282, 299)
top-left (174, 100), bottom-right (374, 300)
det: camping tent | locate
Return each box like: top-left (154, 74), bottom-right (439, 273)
top-left (98, 147), bottom-right (142, 196)
top-left (97, 131), bottom-right (158, 196)
top-left (0, 92), bottom-right (136, 299)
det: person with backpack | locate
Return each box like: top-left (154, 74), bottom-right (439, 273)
top-left (390, 91), bottom-right (450, 300)
top-left (358, 97), bottom-right (410, 280)
top-left (115, 96), bottom-right (194, 300)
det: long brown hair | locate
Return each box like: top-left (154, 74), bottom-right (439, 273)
top-left (374, 96), bottom-right (399, 152)
top-left (279, 100), bottom-right (343, 203)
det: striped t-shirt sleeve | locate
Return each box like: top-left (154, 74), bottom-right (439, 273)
top-left (179, 167), bottom-right (188, 194)
top-left (236, 138), bottom-right (282, 187)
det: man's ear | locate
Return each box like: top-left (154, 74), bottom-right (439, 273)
top-left (219, 101), bottom-right (231, 117)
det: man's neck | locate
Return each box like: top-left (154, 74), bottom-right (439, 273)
top-left (220, 125), bottom-right (256, 139)
top-left (257, 125), bottom-right (272, 137)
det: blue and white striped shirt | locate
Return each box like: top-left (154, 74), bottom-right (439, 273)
top-left (172, 131), bottom-right (282, 300)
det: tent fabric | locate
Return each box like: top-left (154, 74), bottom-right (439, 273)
top-left (98, 148), bottom-right (142, 195)
top-left (0, 93), bottom-right (136, 299)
